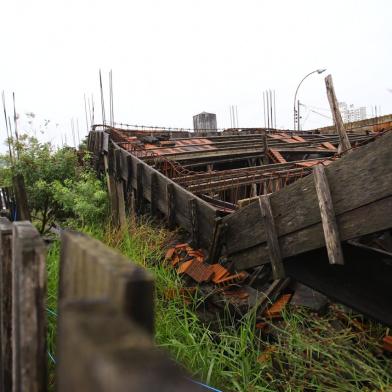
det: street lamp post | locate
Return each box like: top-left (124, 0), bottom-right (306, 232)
top-left (293, 68), bottom-right (326, 130)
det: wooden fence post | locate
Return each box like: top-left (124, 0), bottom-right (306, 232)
top-left (59, 230), bottom-right (155, 334)
top-left (12, 174), bottom-right (31, 221)
top-left (12, 221), bottom-right (47, 392)
top-left (56, 300), bottom-right (200, 392)
top-left (0, 218), bottom-right (13, 392)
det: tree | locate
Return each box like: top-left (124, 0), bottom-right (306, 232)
top-left (0, 134), bottom-right (107, 233)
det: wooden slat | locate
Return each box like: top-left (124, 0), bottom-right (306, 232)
top-left (258, 195), bottom-right (285, 279)
top-left (325, 75), bottom-right (351, 153)
top-left (0, 218), bottom-right (13, 392)
top-left (166, 183), bottom-right (175, 230)
top-left (56, 301), bottom-right (199, 392)
top-left (221, 131), bottom-right (392, 269)
top-left (188, 198), bottom-right (199, 248)
top-left (12, 174), bottom-right (31, 221)
top-left (59, 230), bottom-right (154, 334)
top-left (12, 221), bottom-right (46, 392)
top-left (136, 163), bottom-right (144, 213)
top-left (150, 172), bottom-right (158, 216)
top-left (313, 164), bottom-right (344, 265)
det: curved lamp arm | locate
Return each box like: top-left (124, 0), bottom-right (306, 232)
top-left (293, 68), bottom-right (326, 130)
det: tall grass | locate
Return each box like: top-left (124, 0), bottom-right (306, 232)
top-left (46, 218), bottom-right (392, 392)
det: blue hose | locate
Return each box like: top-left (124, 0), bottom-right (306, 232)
top-left (189, 378), bottom-right (222, 392)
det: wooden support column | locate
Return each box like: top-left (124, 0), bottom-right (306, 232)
top-left (166, 183), bottom-right (175, 230)
top-left (150, 172), bottom-right (158, 216)
top-left (0, 218), bottom-right (12, 392)
top-left (325, 74), bottom-right (352, 154)
top-left (258, 195), bottom-right (285, 279)
top-left (188, 198), bottom-right (199, 248)
top-left (313, 164), bottom-right (344, 265)
top-left (12, 174), bottom-right (31, 221)
top-left (12, 221), bottom-right (46, 392)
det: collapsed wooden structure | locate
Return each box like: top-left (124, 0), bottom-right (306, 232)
top-left (87, 121), bottom-right (392, 325)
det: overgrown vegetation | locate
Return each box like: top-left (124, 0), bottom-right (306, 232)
top-left (4, 137), bottom-right (390, 391)
top-left (46, 219), bottom-right (392, 392)
top-left (0, 134), bottom-right (108, 232)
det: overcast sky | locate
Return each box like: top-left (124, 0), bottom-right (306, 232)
top-left (0, 0), bottom-right (391, 147)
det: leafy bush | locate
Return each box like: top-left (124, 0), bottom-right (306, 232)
top-left (0, 134), bottom-right (107, 232)
top-left (53, 171), bottom-right (108, 228)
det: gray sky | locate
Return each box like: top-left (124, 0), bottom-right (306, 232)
top-left (1, 0), bottom-right (391, 147)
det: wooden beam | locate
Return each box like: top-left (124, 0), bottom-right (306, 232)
top-left (207, 217), bottom-right (223, 264)
top-left (188, 198), bottom-right (199, 248)
top-left (325, 74), bottom-right (351, 153)
top-left (313, 164), bottom-right (344, 265)
top-left (12, 174), bottom-right (31, 221)
top-left (221, 131), bottom-right (392, 270)
top-left (136, 163), bottom-right (144, 214)
top-left (150, 172), bottom-right (158, 216)
top-left (166, 183), bottom-right (175, 230)
top-left (258, 195), bottom-right (285, 279)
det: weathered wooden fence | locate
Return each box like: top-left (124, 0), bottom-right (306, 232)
top-left (87, 131), bottom-right (219, 251)
top-left (0, 219), bottom-right (201, 391)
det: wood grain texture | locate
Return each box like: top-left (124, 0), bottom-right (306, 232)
top-left (59, 230), bottom-right (155, 334)
top-left (57, 301), bottom-right (200, 392)
top-left (325, 75), bottom-right (351, 153)
top-left (12, 221), bottom-right (46, 392)
top-left (313, 164), bottom-right (344, 265)
top-left (12, 175), bottom-right (31, 221)
top-left (0, 218), bottom-right (13, 392)
top-left (258, 196), bottom-right (285, 279)
top-left (222, 132), bottom-right (392, 269)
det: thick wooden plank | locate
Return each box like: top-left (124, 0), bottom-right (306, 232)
top-left (136, 163), bottom-right (144, 213)
top-left (59, 231), bottom-right (155, 334)
top-left (313, 164), bottom-right (344, 265)
top-left (188, 198), bottom-right (199, 248)
top-left (57, 301), bottom-right (200, 392)
top-left (223, 132), bottom-right (392, 255)
top-left (231, 195), bottom-right (392, 270)
top-left (12, 174), bottom-right (31, 221)
top-left (325, 75), bottom-right (351, 153)
top-left (12, 221), bottom-right (46, 392)
top-left (115, 180), bottom-right (126, 228)
top-left (166, 183), bottom-right (175, 230)
top-left (108, 174), bottom-right (119, 226)
top-left (150, 172), bottom-right (158, 216)
top-left (222, 132), bottom-right (392, 269)
top-left (0, 218), bottom-right (12, 392)
top-left (258, 196), bottom-right (285, 279)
